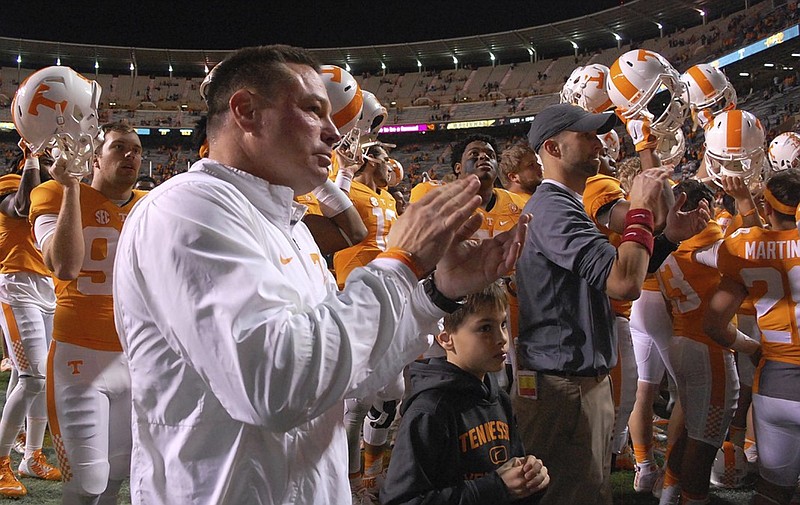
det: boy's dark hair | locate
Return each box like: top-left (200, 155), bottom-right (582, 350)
top-left (673, 179), bottom-right (714, 212)
top-left (450, 134), bottom-right (500, 173)
top-left (766, 169), bottom-right (800, 220)
top-left (443, 282), bottom-right (508, 333)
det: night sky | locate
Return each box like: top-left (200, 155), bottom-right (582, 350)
top-left (1, 0), bottom-right (624, 49)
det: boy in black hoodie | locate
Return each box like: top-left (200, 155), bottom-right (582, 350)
top-left (380, 283), bottom-right (549, 505)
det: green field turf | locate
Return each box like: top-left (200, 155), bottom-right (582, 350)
top-left (0, 370), bottom-right (755, 504)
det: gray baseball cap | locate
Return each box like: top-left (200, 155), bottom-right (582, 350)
top-left (527, 103), bottom-right (617, 153)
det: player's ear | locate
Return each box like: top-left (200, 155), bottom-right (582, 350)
top-left (436, 331), bottom-right (455, 352)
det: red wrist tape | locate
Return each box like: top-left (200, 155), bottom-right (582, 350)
top-left (622, 227), bottom-right (654, 256)
top-left (624, 209), bottom-right (654, 233)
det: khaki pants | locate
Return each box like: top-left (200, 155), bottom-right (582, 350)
top-left (512, 373), bottom-right (614, 505)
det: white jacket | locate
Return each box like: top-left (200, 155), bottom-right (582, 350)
top-left (113, 160), bottom-right (441, 504)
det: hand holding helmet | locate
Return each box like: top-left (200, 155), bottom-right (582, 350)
top-left (12, 66), bottom-right (102, 179)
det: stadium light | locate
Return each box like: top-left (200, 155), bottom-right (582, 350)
top-left (130, 62), bottom-right (135, 72)
top-left (792, 53), bottom-right (800, 57)
top-left (489, 52), bottom-right (496, 67)
top-left (612, 33), bottom-right (622, 49)
top-left (94, 61), bottom-right (99, 70)
top-left (696, 9), bottom-right (706, 24)
top-left (417, 59), bottom-right (422, 69)
top-left (168, 64), bottom-right (173, 73)
top-left (570, 40), bottom-right (578, 57)
top-left (204, 64), bottom-right (209, 74)
top-left (56, 57), bottom-right (61, 66)
top-left (345, 63), bottom-right (351, 72)
top-left (739, 72), bottom-right (750, 76)
top-left (16, 55), bottom-right (21, 64)
top-left (452, 55), bottom-right (458, 70)
top-left (764, 63), bottom-right (775, 67)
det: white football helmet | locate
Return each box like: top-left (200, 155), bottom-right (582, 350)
top-left (681, 63), bottom-right (737, 130)
top-left (655, 129), bottom-right (686, 166)
top-left (320, 65), bottom-right (363, 135)
top-left (12, 66), bottom-right (102, 177)
top-left (703, 109), bottom-right (766, 185)
top-left (710, 442), bottom-right (749, 489)
top-left (356, 90), bottom-right (387, 135)
top-left (386, 158), bottom-right (404, 187)
top-left (768, 131), bottom-right (800, 172)
top-left (607, 50), bottom-right (688, 136)
top-left (598, 128), bottom-right (621, 161)
top-left (560, 64), bottom-right (613, 113)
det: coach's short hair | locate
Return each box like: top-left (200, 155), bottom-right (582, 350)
top-left (204, 45), bottom-right (320, 134)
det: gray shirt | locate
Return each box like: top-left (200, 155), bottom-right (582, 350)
top-left (516, 180), bottom-right (618, 376)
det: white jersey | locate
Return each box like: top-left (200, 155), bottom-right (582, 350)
top-left (113, 159), bottom-right (441, 505)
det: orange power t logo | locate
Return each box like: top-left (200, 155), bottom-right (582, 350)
top-left (636, 50), bottom-right (660, 63)
top-left (586, 71), bottom-right (605, 90)
top-left (321, 66), bottom-right (342, 83)
top-left (28, 83), bottom-right (68, 117)
top-left (67, 360), bottom-right (83, 375)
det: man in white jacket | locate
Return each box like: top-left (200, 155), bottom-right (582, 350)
top-left (113, 44), bottom-right (528, 505)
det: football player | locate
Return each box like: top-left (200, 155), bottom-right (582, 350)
top-left (655, 180), bottom-right (739, 505)
top-left (29, 122), bottom-right (146, 504)
top-left (0, 146), bottom-right (60, 498)
top-left (335, 144), bottom-right (402, 502)
top-left (704, 169), bottom-right (800, 505)
top-left (498, 142), bottom-right (543, 200)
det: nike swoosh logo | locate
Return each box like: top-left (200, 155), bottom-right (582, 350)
top-left (280, 256), bottom-right (293, 265)
top-left (499, 220), bottom-right (510, 227)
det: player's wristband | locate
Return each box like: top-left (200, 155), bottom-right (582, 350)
top-left (621, 226), bottom-right (654, 256)
top-left (22, 157), bottom-right (39, 172)
top-left (730, 329), bottom-right (759, 354)
top-left (334, 169), bottom-right (353, 193)
top-left (312, 179), bottom-right (353, 217)
top-left (377, 247), bottom-right (427, 280)
top-left (624, 209), bottom-right (654, 234)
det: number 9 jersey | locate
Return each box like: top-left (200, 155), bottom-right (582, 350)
top-left (29, 181), bottom-right (145, 351)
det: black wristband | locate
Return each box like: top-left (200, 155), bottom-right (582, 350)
top-left (647, 233), bottom-right (680, 273)
top-left (423, 273), bottom-right (465, 313)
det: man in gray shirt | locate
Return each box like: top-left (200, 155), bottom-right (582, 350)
top-left (512, 103), bottom-right (699, 504)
